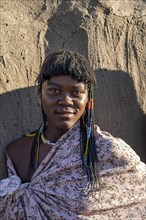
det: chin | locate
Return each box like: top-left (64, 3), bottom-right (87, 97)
top-left (58, 121), bottom-right (77, 131)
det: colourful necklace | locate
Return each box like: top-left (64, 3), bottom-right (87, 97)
top-left (35, 124), bottom-right (55, 170)
top-left (41, 132), bottom-right (55, 145)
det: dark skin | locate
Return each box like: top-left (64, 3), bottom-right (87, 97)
top-left (7, 137), bottom-right (52, 182)
top-left (7, 76), bottom-right (88, 183)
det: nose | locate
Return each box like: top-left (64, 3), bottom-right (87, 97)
top-left (57, 93), bottom-right (73, 106)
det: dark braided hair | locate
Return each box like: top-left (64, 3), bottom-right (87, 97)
top-left (29, 49), bottom-right (98, 186)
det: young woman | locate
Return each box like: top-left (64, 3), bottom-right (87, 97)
top-left (0, 50), bottom-right (145, 219)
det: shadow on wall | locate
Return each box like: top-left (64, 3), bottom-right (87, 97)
top-left (94, 69), bottom-right (146, 163)
top-left (0, 69), bottom-right (145, 178)
top-left (0, 86), bottom-right (42, 178)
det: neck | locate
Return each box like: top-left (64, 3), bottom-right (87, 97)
top-left (44, 126), bottom-right (68, 143)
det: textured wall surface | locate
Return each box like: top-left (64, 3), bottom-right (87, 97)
top-left (0, 0), bottom-right (146, 178)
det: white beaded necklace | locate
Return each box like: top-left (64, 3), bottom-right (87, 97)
top-left (40, 123), bottom-right (55, 146)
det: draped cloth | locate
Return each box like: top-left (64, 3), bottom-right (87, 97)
top-left (0, 123), bottom-right (146, 219)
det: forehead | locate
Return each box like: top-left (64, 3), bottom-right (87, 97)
top-left (43, 75), bottom-right (86, 88)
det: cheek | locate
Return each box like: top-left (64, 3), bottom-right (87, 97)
top-left (42, 100), bottom-right (52, 110)
top-left (40, 93), bottom-right (54, 106)
top-left (79, 96), bottom-right (88, 111)
top-left (40, 96), bottom-right (50, 113)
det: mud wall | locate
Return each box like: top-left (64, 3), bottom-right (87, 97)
top-left (0, 0), bottom-right (146, 178)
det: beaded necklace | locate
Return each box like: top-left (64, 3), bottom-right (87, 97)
top-left (35, 124), bottom-right (55, 170)
top-left (27, 124), bottom-right (55, 170)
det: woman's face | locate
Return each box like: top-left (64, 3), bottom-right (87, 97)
top-left (40, 75), bottom-right (88, 140)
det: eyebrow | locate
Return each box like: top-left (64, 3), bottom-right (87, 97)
top-left (47, 82), bottom-right (62, 86)
top-left (47, 82), bottom-right (85, 88)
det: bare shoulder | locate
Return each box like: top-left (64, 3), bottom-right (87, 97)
top-left (7, 136), bottom-right (34, 165)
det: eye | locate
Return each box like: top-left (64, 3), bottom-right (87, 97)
top-left (72, 90), bottom-right (84, 97)
top-left (48, 88), bottom-right (60, 95)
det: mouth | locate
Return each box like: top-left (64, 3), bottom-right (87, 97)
top-left (55, 110), bottom-right (75, 119)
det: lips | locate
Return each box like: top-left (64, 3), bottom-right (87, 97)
top-left (56, 111), bottom-right (75, 114)
top-left (55, 109), bottom-right (75, 119)
top-left (56, 108), bottom-right (75, 114)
